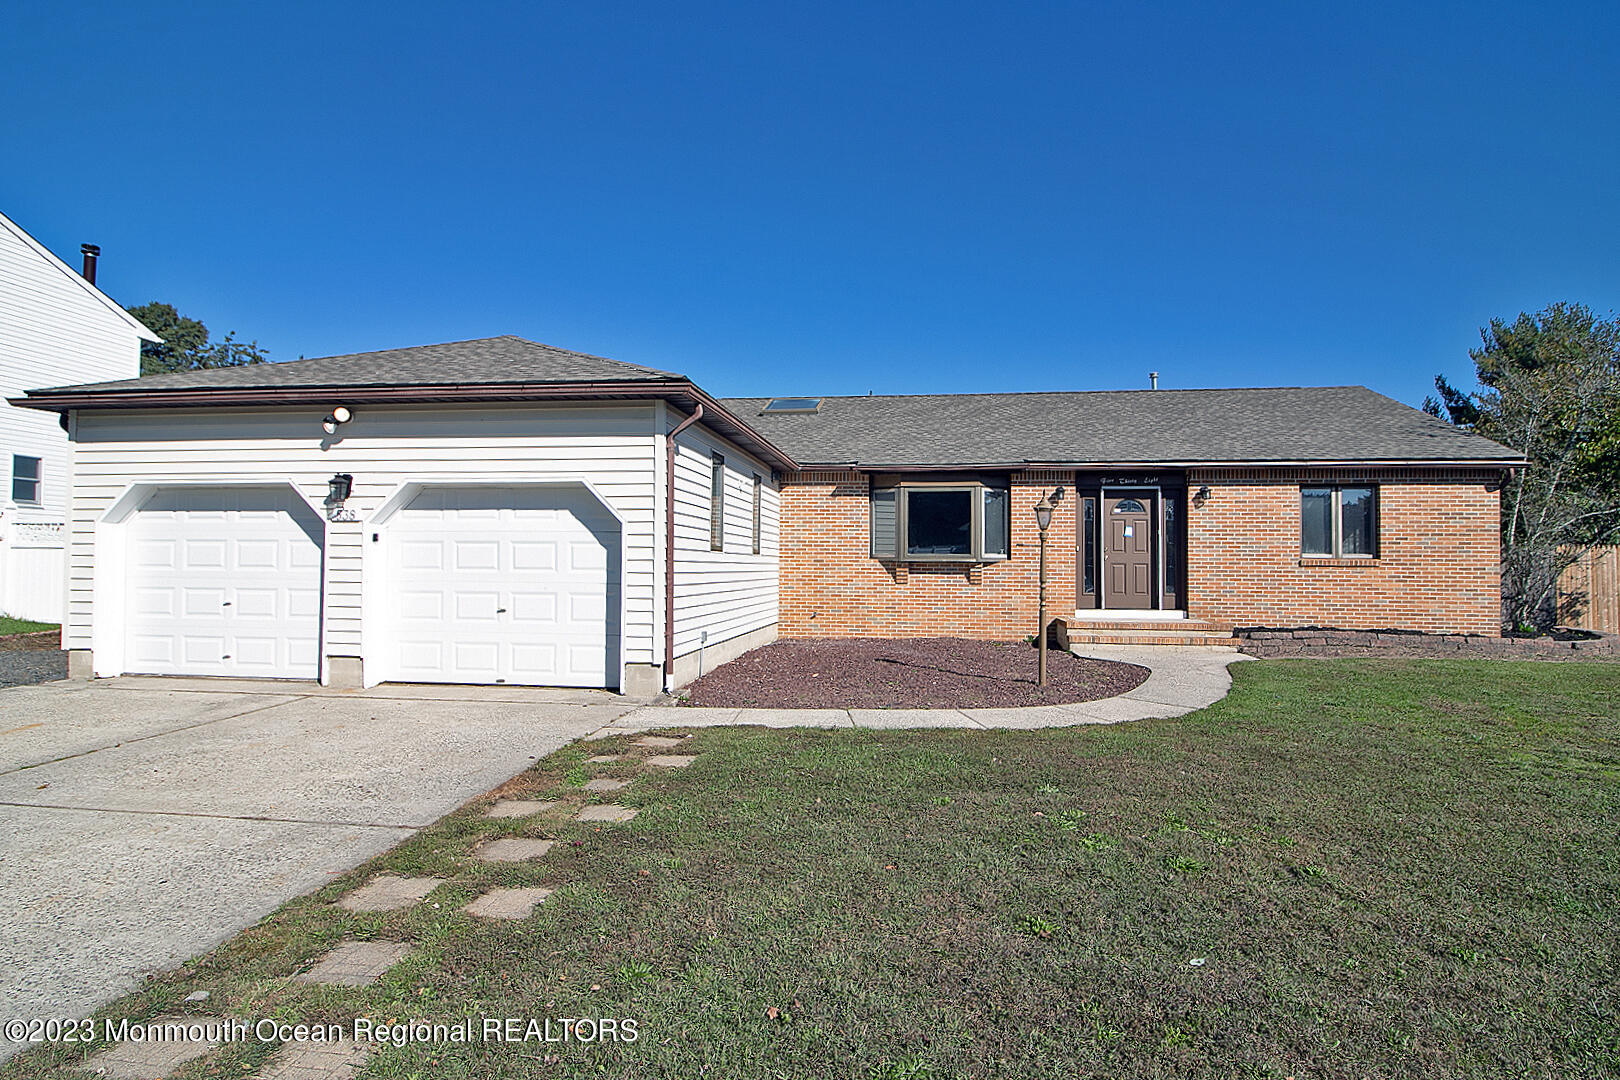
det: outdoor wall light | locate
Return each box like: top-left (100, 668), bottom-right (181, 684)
top-left (327, 473), bottom-right (353, 504)
top-left (1196, 484), bottom-right (1212, 502)
top-left (322, 406), bottom-right (353, 434)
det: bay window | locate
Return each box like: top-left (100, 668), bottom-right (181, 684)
top-left (870, 480), bottom-right (1010, 562)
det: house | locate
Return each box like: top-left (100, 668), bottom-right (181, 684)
top-left (0, 212), bottom-right (157, 622)
top-left (10, 336), bottom-right (1521, 692)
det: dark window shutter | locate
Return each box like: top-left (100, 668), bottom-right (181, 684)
top-left (870, 487), bottom-right (898, 558)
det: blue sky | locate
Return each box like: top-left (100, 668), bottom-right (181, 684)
top-left (4, 1), bottom-right (1616, 406)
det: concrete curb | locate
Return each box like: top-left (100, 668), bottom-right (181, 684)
top-left (593, 645), bottom-right (1249, 736)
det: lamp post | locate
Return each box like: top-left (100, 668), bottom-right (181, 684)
top-left (1034, 494), bottom-right (1054, 686)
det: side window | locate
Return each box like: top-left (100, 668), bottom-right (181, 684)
top-left (710, 453), bottom-right (725, 551)
top-left (1302, 486), bottom-right (1379, 557)
top-left (11, 455), bottom-right (42, 505)
top-left (751, 475), bottom-right (762, 555)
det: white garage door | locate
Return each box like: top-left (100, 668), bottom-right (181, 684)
top-left (384, 485), bottom-right (620, 687)
top-left (125, 486), bottom-right (323, 678)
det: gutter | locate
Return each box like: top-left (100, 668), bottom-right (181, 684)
top-left (10, 379), bottom-right (798, 473)
top-left (787, 457), bottom-right (1526, 471)
top-left (664, 404), bottom-right (705, 690)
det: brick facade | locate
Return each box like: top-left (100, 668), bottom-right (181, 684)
top-left (780, 465), bottom-right (1504, 639)
top-left (779, 470), bottom-right (1075, 638)
top-left (1184, 468), bottom-right (1502, 635)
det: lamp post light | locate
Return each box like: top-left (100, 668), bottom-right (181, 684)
top-left (1034, 494), bottom-right (1054, 687)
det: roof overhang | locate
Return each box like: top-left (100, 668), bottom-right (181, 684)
top-left (789, 458), bottom-right (1525, 471)
top-left (10, 379), bottom-right (800, 471)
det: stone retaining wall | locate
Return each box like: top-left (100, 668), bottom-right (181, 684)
top-left (1236, 626), bottom-right (1616, 660)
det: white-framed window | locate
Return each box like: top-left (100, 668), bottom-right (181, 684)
top-left (1301, 486), bottom-right (1378, 557)
top-left (751, 474), bottom-right (762, 555)
top-left (710, 453), bottom-right (725, 551)
top-left (870, 481), bottom-right (1009, 562)
top-left (11, 455), bottom-right (41, 505)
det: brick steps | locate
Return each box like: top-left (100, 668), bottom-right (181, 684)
top-left (1055, 616), bottom-right (1237, 647)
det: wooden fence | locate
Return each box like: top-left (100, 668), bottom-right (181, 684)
top-left (1558, 545), bottom-right (1620, 634)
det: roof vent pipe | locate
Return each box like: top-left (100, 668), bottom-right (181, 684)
top-left (80, 244), bottom-right (100, 285)
top-left (1149, 371), bottom-right (1158, 390)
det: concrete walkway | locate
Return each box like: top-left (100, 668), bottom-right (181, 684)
top-left (594, 645), bottom-right (1248, 736)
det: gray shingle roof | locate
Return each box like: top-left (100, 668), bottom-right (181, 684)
top-left (720, 387), bottom-right (1521, 466)
top-left (35, 335), bottom-right (681, 394)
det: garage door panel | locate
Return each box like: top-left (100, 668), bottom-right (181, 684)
top-left (452, 641), bottom-right (499, 673)
top-left (287, 588), bottom-right (321, 620)
top-left (234, 589), bottom-right (278, 618)
top-left (510, 593), bottom-right (557, 624)
top-left (232, 637), bottom-right (280, 669)
top-left (384, 485), bottom-right (619, 688)
top-left (453, 541), bottom-right (499, 571)
top-left (510, 541), bottom-right (557, 571)
top-left (510, 643), bottom-right (559, 678)
top-left (184, 540), bottom-right (227, 569)
top-left (400, 541), bottom-right (443, 570)
top-left (235, 539), bottom-right (280, 570)
top-left (454, 592), bottom-right (500, 620)
top-left (125, 487), bottom-right (322, 679)
top-left (181, 587), bottom-right (227, 617)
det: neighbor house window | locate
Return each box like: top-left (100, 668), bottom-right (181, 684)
top-left (1301, 486), bottom-right (1378, 557)
top-left (11, 455), bottom-right (41, 505)
top-left (710, 453), bottom-right (725, 551)
top-left (751, 475), bottom-right (762, 554)
top-left (869, 481), bottom-right (1010, 562)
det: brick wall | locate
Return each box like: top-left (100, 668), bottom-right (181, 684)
top-left (779, 470), bottom-right (1075, 638)
top-left (781, 466), bottom-right (1504, 639)
top-left (1184, 468), bottom-right (1502, 635)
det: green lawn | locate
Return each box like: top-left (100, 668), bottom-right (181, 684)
top-left (8, 660), bottom-right (1619, 1080)
top-left (0, 616), bottom-right (56, 636)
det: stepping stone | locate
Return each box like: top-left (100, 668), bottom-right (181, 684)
top-left (636, 735), bottom-right (687, 748)
top-left (85, 1015), bottom-right (226, 1079)
top-left (486, 799), bottom-right (554, 819)
top-left (255, 1036), bottom-right (368, 1080)
top-left (646, 754), bottom-right (696, 768)
top-left (583, 777), bottom-right (630, 792)
top-left (293, 941), bottom-right (412, 987)
top-left (476, 837), bottom-right (555, 862)
top-left (464, 887), bottom-right (552, 920)
top-left (337, 874), bottom-right (443, 912)
top-left (587, 754), bottom-right (620, 763)
top-left (578, 804), bottom-right (639, 823)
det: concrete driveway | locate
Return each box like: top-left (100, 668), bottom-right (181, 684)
top-left (0, 677), bottom-right (635, 1056)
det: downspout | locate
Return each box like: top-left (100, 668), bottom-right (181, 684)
top-left (664, 404), bottom-right (704, 690)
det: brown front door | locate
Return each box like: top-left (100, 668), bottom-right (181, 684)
top-left (1104, 491), bottom-right (1155, 608)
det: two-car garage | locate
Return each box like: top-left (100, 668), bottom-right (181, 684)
top-left (111, 482), bottom-right (622, 689)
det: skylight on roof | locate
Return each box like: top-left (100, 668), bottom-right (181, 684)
top-left (762, 397), bottom-right (822, 413)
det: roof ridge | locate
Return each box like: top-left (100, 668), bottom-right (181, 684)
top-left (727, 385), bottom-right (1372, 402)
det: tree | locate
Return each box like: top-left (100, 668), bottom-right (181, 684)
top-left (125, 302), bottom-right (270, 376)
top-left (1425, 303), bottom-right (1620, 631)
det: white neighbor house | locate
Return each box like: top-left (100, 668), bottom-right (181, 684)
top-left (0, 211), bottom-right (157, 622)
top-left (10, 337), bottom-right (788, 694)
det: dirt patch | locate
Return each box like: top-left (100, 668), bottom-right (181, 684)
top-left (680, 637), bottom-right (1149, 709)
top-left (0, 629), bottom-right (59, 651)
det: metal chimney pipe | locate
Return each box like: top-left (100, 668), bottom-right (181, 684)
top-left (1149, 371), bottom-right (1159, 390)
top-left (80, 244), bottom-right (100, 285)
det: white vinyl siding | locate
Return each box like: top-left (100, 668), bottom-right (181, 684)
top-left (668, 414), bottom-right (779, 661)
top-left (66, 404), bottom-right (663, 676)
top-left (0, 213), bottom-right (145, 620)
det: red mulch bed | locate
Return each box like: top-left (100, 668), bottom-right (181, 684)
top-left (679, 637), bottom-right (1149, 709)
